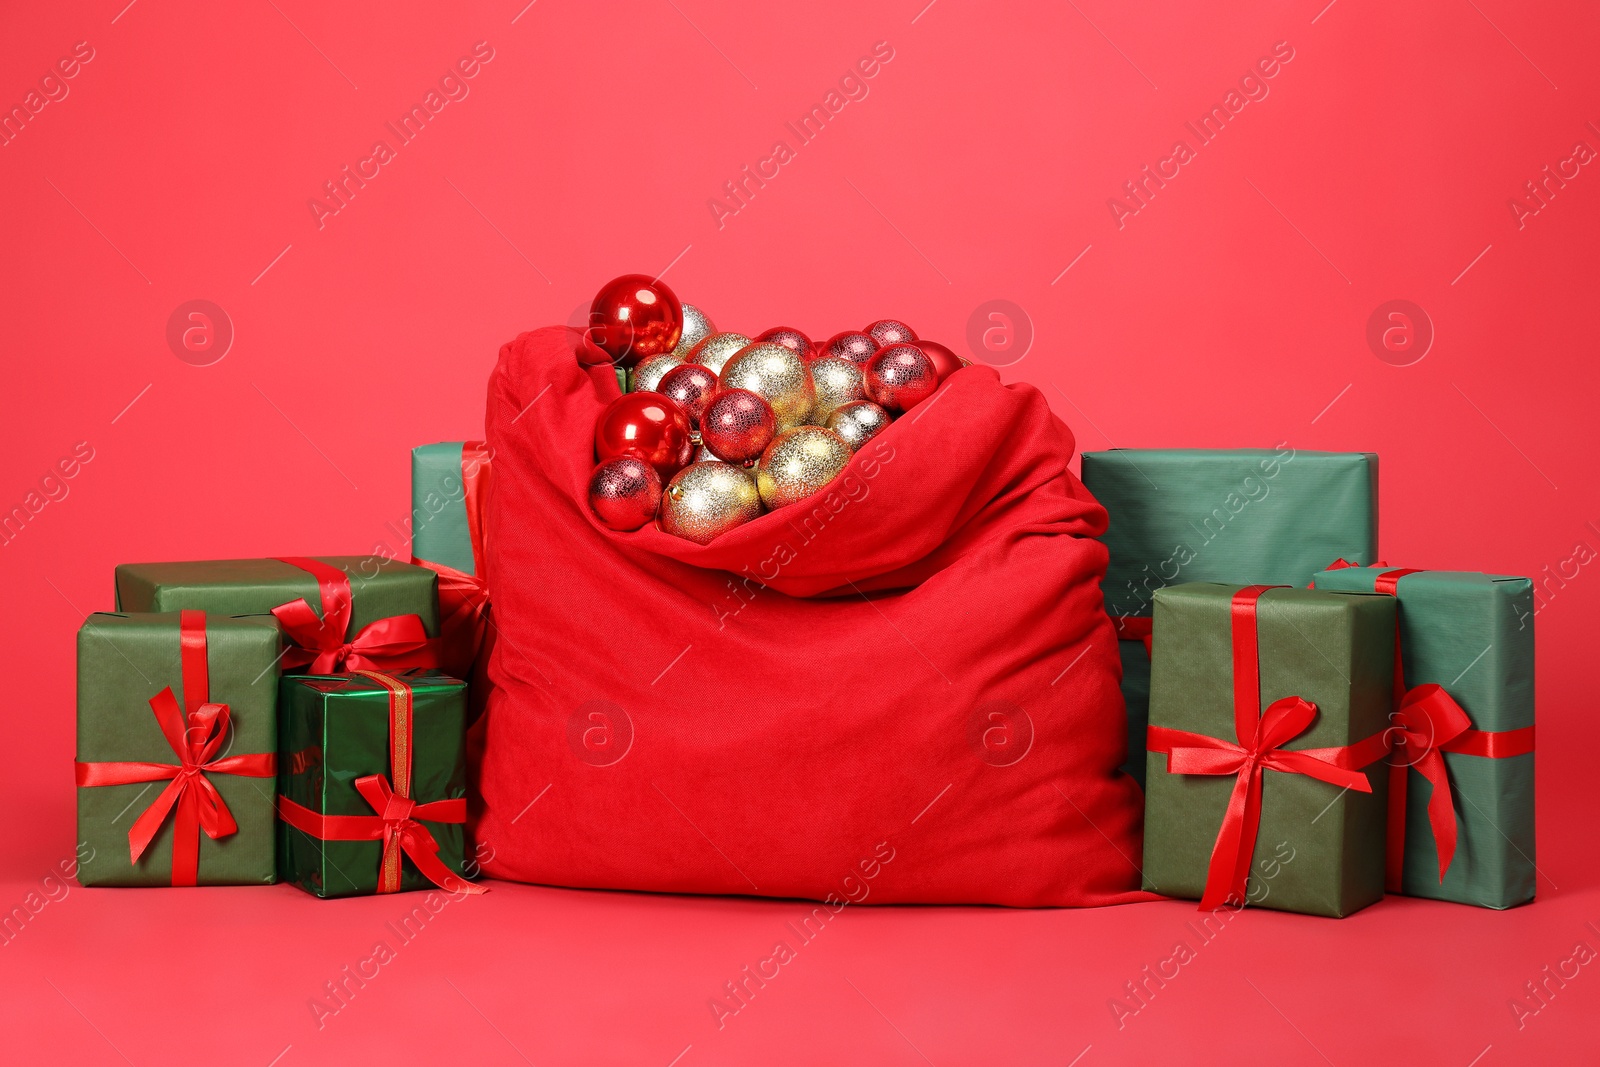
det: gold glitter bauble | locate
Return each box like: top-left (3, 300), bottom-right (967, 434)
top-left (755, 427), bottom-right (852, 510)
top-left (720, 342), bottom-right (815, 431)
top-left (825, 400), bottom-right (892, 452)
top-left (659, 461), bottom-right (763, 545)
top-left (673, 303), bottom-right (716, 357)
top-left (687, 332), bottom-right (752, 375)
top-left (630, 352), bottom-right (684, 393)
top-left (808, 356), bottom-right (866, 422)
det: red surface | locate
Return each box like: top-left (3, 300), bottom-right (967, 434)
top-left (3, 0), bottom-right (1597, 1062)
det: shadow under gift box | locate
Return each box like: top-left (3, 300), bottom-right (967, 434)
top-left (278, 670), bottom-right (470, 898)
top-left (1142, 584), bottom-right (1394, 917)
top-left (1312, 565), bottom-right (1536, 908)
top-left (113, 556), bottom-right (440, 655)
top-left (76, 612), bottom-right (280, 887)
top-left (1081, 448), bottom-right (1379, 787)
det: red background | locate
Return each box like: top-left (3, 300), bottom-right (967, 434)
top-left (4, 0), bottom-right (1598, 1062)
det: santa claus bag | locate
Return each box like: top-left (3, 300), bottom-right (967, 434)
top-left (471, 326), bottom-right (1146, 906)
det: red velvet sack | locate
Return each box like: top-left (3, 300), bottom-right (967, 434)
top-left (472, 326), bottom-right (1146, 906)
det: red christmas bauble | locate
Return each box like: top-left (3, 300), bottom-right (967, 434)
top-left (700, 388), bottom-right (777, 464)
top-left (656, 363), bottom-right (719, 429)
top-left (756, 326), bottom-right (814, 360)
top-left (823, 331), bottom-right (879, 365)
top-left (593, 392), bottom-right (695, 479)
top-left (589, 274), bottom-right (684, 368)
top-left (587, 456), bottom-right (662, 531)
top-left (866, 319), bottom-right (917, 347)
top-left (914, 339), bottom-right (963, 381)
top-left (864, 343), bottom-right (939, 412)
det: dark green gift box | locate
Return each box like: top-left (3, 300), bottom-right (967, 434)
top-left (1312, 565), bottom-right (1537, 908)
top-left (1081, 448), bottom-right (1378, 785)
top-left (76, 612), bottom-right (280, 886)
top-left (412, 443), bottom-right (482, 577)
top-left (1142, 583), bottom-right (1394, 917)
top-left (114, 555), bottom-right (440, 643)
top-left (278, 670), bottom-right (469, 898)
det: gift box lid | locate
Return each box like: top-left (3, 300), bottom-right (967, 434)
top-left (114, 555), bottom-right (439, 636)
top-left (1082, 448), bottom-right (1378, 618)
top-left (1310, 565), bottom-right (1534, 734)
top-left (286, 669), bottom-right (467, 698)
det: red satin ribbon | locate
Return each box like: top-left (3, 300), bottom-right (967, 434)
top-left (1444, 725), bottom-right (1535, 758)
top-left (271, 557), bottom-right (438, 674)
top-left (1110, 615), bottom-right (1154, 656)
top-left (1360, 566), bottom-right (1537, 888)
top-left (278, 669), bottom-right (483, 895)
top-left (411, 443), bottom-right (494, 685)
top-left (1145, 586), bottom-right (1388, 910)
top-left (74, 610), bottom-right (276, 885)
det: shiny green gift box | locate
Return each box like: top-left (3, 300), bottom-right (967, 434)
top-left (1081, 448), bottom-right (1378, 785)
top-left (1142, 584), bottom-right (1393, 917)
top-left (76, 612), bottom-right (280, 886)
top-left (1312, 565), bottom-right (1536, 908)
top-left (278, 670), bottom-right (469, 898)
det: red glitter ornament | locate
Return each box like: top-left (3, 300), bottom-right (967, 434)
top-left (588, 274), bottom-right (684, 368)
top-left (756, 327), bottom-right (815, 360)
top-left (593, 392), bottom-right (694, 480)
top-left (864, 343), bottom-right (939, 412)
top-left (700, 388), bottom-right (777, 464)
top-left (656, 363), bottom-right (719, 429)
top-left (865, 319), bottom-right (917, 347)
top-left (913, 339), bottom-right (964, 381)
top-left (822, 331), bottom-right (878, 365)
top-left (587, 456), bottom-right (662, 532)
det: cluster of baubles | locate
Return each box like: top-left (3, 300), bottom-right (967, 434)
top-left (582, 274), bottom-right (966, 544)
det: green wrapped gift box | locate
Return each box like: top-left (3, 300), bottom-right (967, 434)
top-left (76, 611), bottom-right (280, 887)
top-left (278, 669), bottom-right (477, 898)
top-left (412, 443), bottom-right (494, 709)
top-left (412, 443), bottom-right (487, 577)
top-left (1142, 583), bottom-right (1394, 917)
top-left (115, 555), bottom-right (440, 674)
top-left (1081, 448), bottom-right (1379, 785)
top-left (1312, 565), bottom-right (1537, 908)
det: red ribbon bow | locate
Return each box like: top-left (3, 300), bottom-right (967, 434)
top-left (1387, 681), bottom-right (1472, 880)
top-left (278, 776), bottom-right (481, 897)
top-left (74, 610), bottom-right (276, 885)
top-left (1146, 586), bottom-right (1389, 910)
top-left (277, 669), bottom-right (483, 896)
top-left (410, 443), bottom-right (494, 688)
top-left (271, 557), bottom-right (438, 674)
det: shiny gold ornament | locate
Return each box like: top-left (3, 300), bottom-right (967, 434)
top-left (687, 332), bottom-right (752, 376)
top-left (659, 461), bottom-right (764, 545)
top-left (720, 342), bottom-right (815, 430)
top-left (673, 303), bottom-right (716, 357)
top-left (630, 352), bottom-right (684, 393)
top-left (808, 356), bottom-right (866, 422)
top-left (825, 400), bottom-right (891, 452)
top-left (755, 427), bottom-right (852, 510)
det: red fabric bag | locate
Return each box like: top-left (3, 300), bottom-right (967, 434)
top-left (471, 326), bottom-right (1146, 906)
